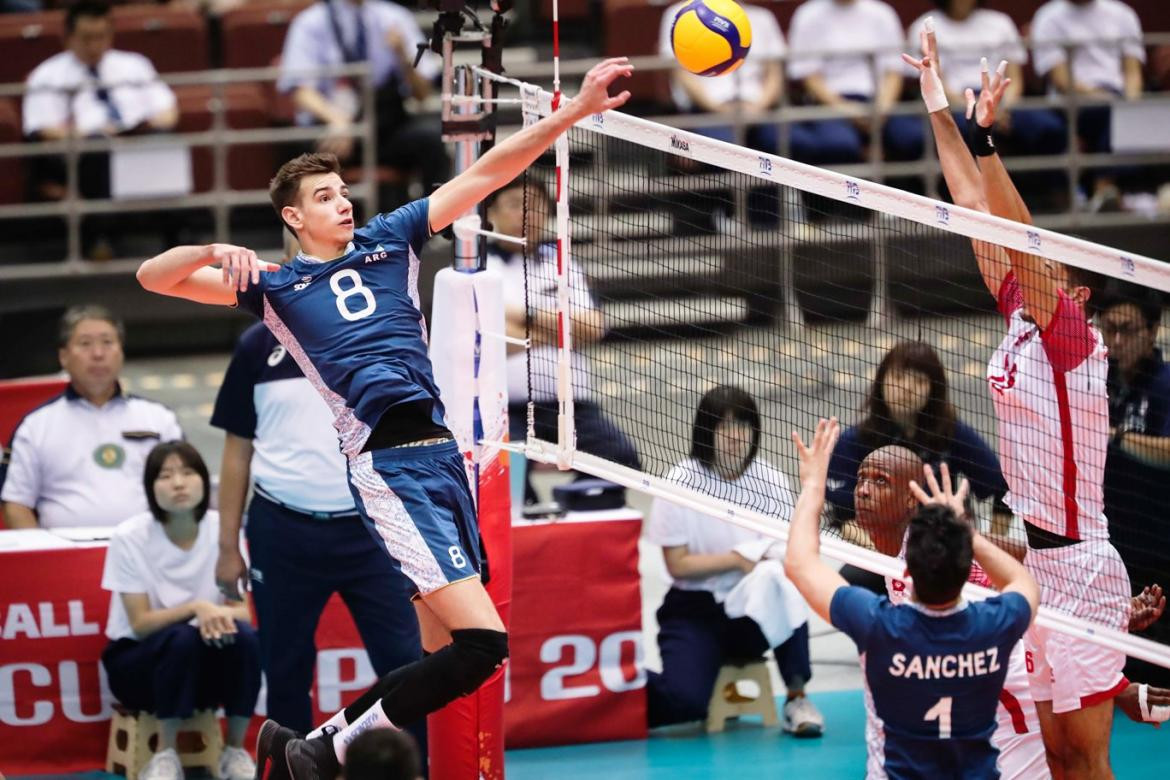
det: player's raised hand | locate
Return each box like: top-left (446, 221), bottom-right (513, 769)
top-left (965, 57), bottom-right (1011, 126)
top-left (572, 57), bottom-right (634, 118)
top-left (901, 18), bottom-right (948, 113)
top-left (909, 462), bottom-right (970, 519)
top-left (209, 243), bottom-right (279, 292)
top-left (1130, 583), bottom-right (1166, 633)
top-left (791, 417), bottom-right (840, 488)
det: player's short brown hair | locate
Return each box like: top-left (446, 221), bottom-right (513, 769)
top-left (269, 152), bottom-right (342, 233)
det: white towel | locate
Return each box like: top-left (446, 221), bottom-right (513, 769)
top-left (722, 559), bottom-right (809, 648)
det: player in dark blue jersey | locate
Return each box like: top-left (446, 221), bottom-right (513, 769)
top-left (785, 419), bottom-right (1040, 779)
top-left (136, 57), bottom-right (635, 780)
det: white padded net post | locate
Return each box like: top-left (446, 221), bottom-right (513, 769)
top-left (478, 68), bottom-right (1170, 671)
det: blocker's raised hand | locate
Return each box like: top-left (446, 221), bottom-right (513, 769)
top-left (965, 57), bottom-right (1012, 127)
top-left (909, 462), bottom-right (970, 520)
top-left (572, 57), bottom-right (634, 118)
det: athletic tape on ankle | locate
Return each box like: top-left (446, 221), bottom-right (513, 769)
top-left (1139, 683), bottom-right (1170, 723)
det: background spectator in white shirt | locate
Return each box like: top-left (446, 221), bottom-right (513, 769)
top-left (787, 0), bottom-right (924, 166)
top-left (1, 304), bottom-right (184, 530)
top-left (657, 1), bottom-right (786, 154)
top-left (23, 1), bottom-right (177, 201)
top-left (101, 441), bottom-right (260, 780)
top-left (907, 1), bottom-right (1065, 158)
top-left (645, 385), bottom-right (824, 736)
top-left (278, 0), bottom-right (447, 207)
top-left (1031, 0), bottom-right (1146, 208)
top-left (484, 176), bottom-right (641, 503)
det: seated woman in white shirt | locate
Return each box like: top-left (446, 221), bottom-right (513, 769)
top-left (645, 385), bottom-right (824, 736)
top-left (101, 441), bottom-right (260, 780)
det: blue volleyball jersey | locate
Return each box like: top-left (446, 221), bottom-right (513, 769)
top-left (830, 586), bottom-right (1032, 780)
top-left (235, 199), bottom-right (443, 458)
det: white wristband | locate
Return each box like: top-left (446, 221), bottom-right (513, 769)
top-left (921, 67), bottom-right (949, 114)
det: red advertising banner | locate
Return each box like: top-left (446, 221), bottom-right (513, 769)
top-left (0, 510), bottom-right (645, 773)
top-left (504, 513), bottom-right (648, 748)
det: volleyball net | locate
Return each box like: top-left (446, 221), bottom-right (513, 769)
top-left (476, 68), bottom-right (1170, 670)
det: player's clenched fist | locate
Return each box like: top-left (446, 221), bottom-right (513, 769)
top-left (209, 243), bottom-right (279, 292)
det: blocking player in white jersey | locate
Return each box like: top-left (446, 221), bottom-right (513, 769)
top-left (903, 23), bottom-right (1151, 777)
top-left (852, 445), bottom-right (1049, 779)
top-left (787, 419), bottom-right (1039, 779)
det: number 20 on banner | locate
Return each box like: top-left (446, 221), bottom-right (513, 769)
top-left (505, 631), bottom-right (646, 702)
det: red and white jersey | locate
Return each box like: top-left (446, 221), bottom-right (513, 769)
top-left (987, 272), bottom-right (1111, 541)
top-left (884, 564), bottom-right (1048, 779)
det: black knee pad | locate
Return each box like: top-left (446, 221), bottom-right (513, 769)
top-left (448, 628), bottom-right (509, 695)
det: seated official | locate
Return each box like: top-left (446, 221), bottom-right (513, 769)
top-left (101, 441), bottom-right (260, 780)
top-left (645, 385), bottom-right (824, 736)
top-left (2, 304), bottom-right (183, 529)
top-left (485, 176), bottom-right (641, 502)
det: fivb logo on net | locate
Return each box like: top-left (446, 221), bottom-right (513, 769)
top-left (1120, 255), bottom-right (1136, 278)
top-left (935, 205), bottom-right (950, 226)
top-left (758, 156), bottom-right (773, 176)
top-left (670, 134), bottom-right (691, 155)
top-left (1027, 230), bottom-right (1042, 251)
top-left (845, 180), bottom-right (861, 201)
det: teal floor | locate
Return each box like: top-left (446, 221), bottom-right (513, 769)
top-left (504, 690), bottom-right (1167, 779)
top-left (14, 690), bottom-right (1165, 780)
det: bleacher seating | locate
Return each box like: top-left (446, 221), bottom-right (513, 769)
top-left (173, 83), bottom-right (274, 192)
top-left (220, 0), bottom-right (309, 69)
top-left (0, 11), bottom-right (64, 85)
top-left (0, 98), bottom-right (25, 205)
top-left (111, 4), bottom-right (209, 74)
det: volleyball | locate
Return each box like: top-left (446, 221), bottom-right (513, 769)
top-left (670, 0), bottom-right (753, 77)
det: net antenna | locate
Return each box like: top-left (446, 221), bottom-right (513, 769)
top-left (474, 67), bottom-right (1170, 672)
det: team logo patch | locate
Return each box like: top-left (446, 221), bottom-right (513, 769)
top-left (93, 443), bottom-right (125, 469)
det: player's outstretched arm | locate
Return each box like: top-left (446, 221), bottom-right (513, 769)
top-left (427, 58), bottom-right (634, 234)
top-left (902, 23), bottom-right (1009, 300)
top-left (137, 244), bottom-right (278, 306)
top-left (785, 418), bottom-right (849, 623)
top-left (967, 59), bottom-right (1064, 330)
top-left (909, 463), bottom-right (1040, 618)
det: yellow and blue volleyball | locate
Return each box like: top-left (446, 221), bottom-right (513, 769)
top-left (670, 0), bottom-right (753, 77)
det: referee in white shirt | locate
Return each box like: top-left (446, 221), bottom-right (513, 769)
top-left (211, 322), bottom-right (425, 753)
top-left (1, 304), bottom-right (184, 530)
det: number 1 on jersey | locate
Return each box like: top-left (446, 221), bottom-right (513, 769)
top-left (924, 696), bottom-right (953, 739)
top-left (330, 268), bottom-right (376, 321)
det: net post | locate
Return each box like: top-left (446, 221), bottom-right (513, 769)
top-left (553, 128), bottom-right (575, 470)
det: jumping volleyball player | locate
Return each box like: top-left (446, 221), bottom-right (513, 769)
top-left (136, 57), bottom-right (634, 779)
top-left (904, 25), bottom-right (1132, 776)
top-left (786, 419), bottom-right (1039, 779)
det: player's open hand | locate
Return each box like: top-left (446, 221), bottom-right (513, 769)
top-left (909, 462), bottom-right (970, 520)
top-left (791, 417), bottom-right (840, 488)
top-left (209, 243), bottom-right (279, 292)
top-left (901, 19), bottom-right (948, 113)
top-left (572, 57), bottom-right (634, 119)
top-left (965, 58), bottom-right (1012, 127)
top-left (1117, 682), bottom-right (1170, 727)
top-left (1130, 583), bottom-right (1166, 633)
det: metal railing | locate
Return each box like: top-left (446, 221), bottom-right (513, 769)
top-left (0, 62), bottom-right (379, 277)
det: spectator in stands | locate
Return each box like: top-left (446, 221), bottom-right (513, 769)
top-left (826, 341), bottom-right (1007, 529)
top-left (645, 385), bottom-right (825, 737)
top-left (1, 304), bottom-right (183, 530)
top-left (22, 1), bottom-right (178, 201)
top-left (1031, 0), bottom-right (1145, 210)
top-left (101, 441), bottom-right (260, 780)
top-left (786, 0), bottom-right (924, 165)
top-left (211, 317), bottom-right (426, 754)
top-left (485, 176), bottom-right (641, 503)
top-left (1099, 284), bottom-right (1170, 684)
top-left (657, 1), bottom-right (786, 153)
top-left (342, 729), bottom-right (423, 780)
top-left (278, 0), bottom-right (448, 206)
top-left (906, 2), bottom-right (1065, 157)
